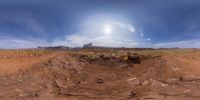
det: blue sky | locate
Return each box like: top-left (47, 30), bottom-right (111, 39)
top-left (0, 0), bottom-right (200, 48)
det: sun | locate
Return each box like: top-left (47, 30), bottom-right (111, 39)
top-left (103, 24), bottom-right (113, 35)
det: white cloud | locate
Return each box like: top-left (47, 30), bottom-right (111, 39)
top-left (0, 36), bottom-right (50, 49)
top-left (0, 18), bottom-right (150, 48)
top-left (147, 38), bottom-right (151, 41)
top-left (154, 39), bottom-right (200, 48)
top-left (52, 20), bottom-right (140, 48)
top-left (0, 33), bottom-right (139, 49)
top-left (53, 34), bottom-right (139, 47)
top-left (0, 10), bottom-right (161, 48)
top-left (1, 35), bottom-right (200, 49)
top-left (107, 21), bottom-right (135, 32)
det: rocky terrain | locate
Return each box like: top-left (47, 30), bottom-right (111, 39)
top-left (0, 48), bottom-right (200, 100)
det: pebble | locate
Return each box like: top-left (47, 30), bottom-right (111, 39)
top-left (97, 79), bottom-right (104, 84)
top-left (127, 77), bottom-right (141, 86)
top-left (182, 89), bottom-right (191, 94)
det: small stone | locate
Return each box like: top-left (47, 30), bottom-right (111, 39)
top-left (97, 79), bottom-right (103, 84)
top-left (31, 91), bottom-right (39, 97)
top-left (18, 79), bottom-right (23, 82)
top-left (182, 89), bottom-right (191, 94)
top-left (3, 56), bottom-right (7, 58)
top-left (55, 79), bottom-right (66, 88)
top-left (160, 83), bottom-right (168, 87)
top-left (142, 80), bottom-right (150, 85)
top-left (15, 89), bottom-right (22, 92)
top-left (19, 92), bottom-right (28, 97)
top-left (130, 91), bottom-right (137, 97)
top-left (80, 81), bottom-right (89, 85)
top-left (127, 77), bottom-right (141, 86)
top-left (127, 77), bottom-right (137, 81)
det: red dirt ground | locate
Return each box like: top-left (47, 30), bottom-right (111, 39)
top-left (0, 48), bottom-right (200, 100)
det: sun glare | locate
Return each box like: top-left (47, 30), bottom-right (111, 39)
top-left (103, 24), bottom-right (113, 35)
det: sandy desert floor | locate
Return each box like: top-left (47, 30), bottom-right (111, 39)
top-left (0, 48), bottom-right (200, 100)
